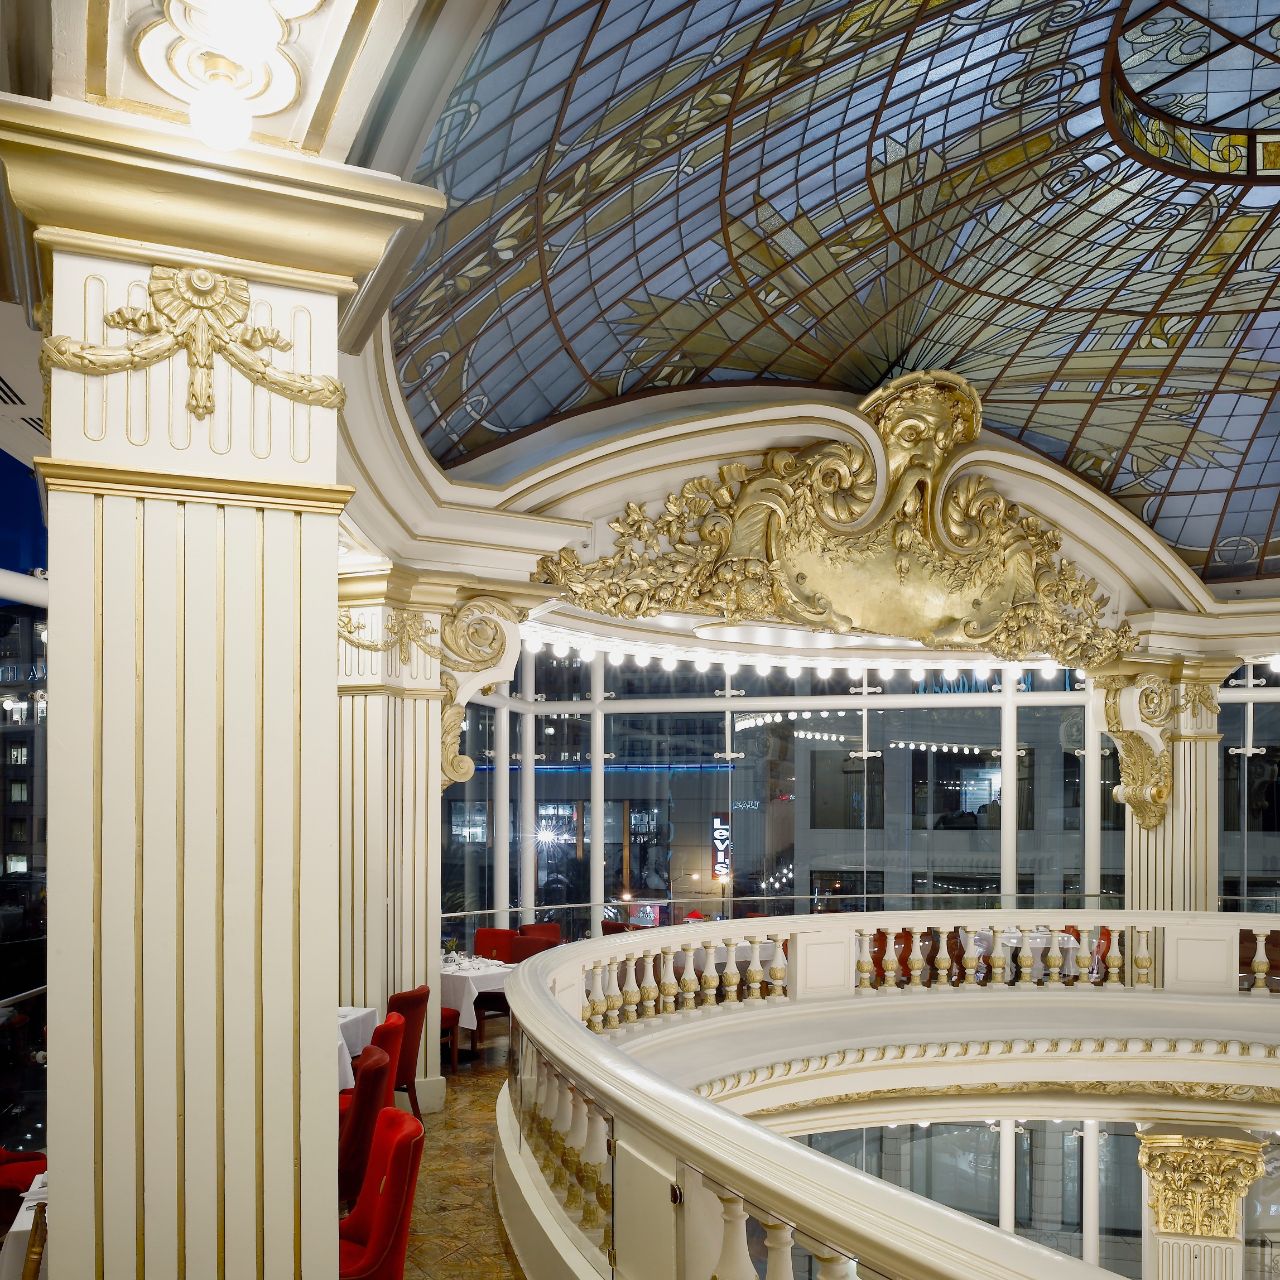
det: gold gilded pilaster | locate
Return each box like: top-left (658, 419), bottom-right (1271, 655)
top-left (1139, 1132), bottom-right (1264, 1240)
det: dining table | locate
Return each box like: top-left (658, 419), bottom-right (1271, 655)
top-left (337, 1005), bottom-right (378, 1090)
top-left (0, 1170), bottom-right (47, 1280)
top-left (438, 956), bottom-right (512, 1032)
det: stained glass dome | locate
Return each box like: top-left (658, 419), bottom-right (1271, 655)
top-left (391, 0), bottom-right (1280, 581)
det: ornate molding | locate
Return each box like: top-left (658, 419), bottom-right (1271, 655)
top-left (41, 265), bottom-right (346, 422)
top-left (691, 1034), bottom-right (1280, 1106)
top-left (336, 596), bottom-right (521, 790)
top-left (1138, 1134), bottom-right (1265, 1240)
top-left (535, 371), bottom-right (1134, 667)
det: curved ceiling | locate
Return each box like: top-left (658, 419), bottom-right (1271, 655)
top-left (390, 0), bottom-right (1280, 582)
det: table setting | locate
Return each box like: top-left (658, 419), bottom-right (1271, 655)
top-left (438, 952), bottom-right (511, 1033)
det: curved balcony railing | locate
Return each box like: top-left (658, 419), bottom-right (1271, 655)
top-left (498, 910), bottom-right (1279, 1280)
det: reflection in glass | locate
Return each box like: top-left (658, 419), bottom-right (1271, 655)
top-left (1015, 1121), bottom-right (1082, 1257)
top-left (1098, 1123), bottom-right (1142, 1279)
top-left (1017, 707), bottom-right (1084, 907)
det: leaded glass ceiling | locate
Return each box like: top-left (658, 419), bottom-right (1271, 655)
top-left (391, 0), bottom-right (1280, 582)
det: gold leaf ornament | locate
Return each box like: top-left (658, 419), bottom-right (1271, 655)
top-left (41, 265), bottom-right (346, 423)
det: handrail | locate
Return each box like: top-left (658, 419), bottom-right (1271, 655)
top-left (0, 984), bottom-right (46, 1010)
top-left (500, 909), bottom-right (1260, 1278)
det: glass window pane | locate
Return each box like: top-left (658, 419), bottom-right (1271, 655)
top-left (1017, 706), bottom-right (1084, 908)
top-left (534, 712), bottom-right (590, 907)
top-left (1098, 1123), bottom-right (1143, 1279)
top-left (602, 713), bottom-right (727, 915)
top-left (441, 705), bottom-right (496, 916)
top-left (1015, 1121), bottom-right (1083, 1257)
top-left (534, 650), bottom-right (589, 700)
top-left (603, 657), bottom-right (723, 699)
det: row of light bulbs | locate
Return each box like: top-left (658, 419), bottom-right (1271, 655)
top-left (524, 630), bottom-right (1071, 681)
top-left (887, 740), bottom-right (993, 755)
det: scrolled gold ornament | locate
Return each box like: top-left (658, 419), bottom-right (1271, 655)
top-left (41, 264), bottom-right (345, 423)
top-left (535, 371), bottom-right (1133, 667)
top-left (1138, 1134), bottom-right (1265, 1240)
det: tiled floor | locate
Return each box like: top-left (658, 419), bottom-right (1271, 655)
top-left (405, 1031), bottom-right (526, 1279)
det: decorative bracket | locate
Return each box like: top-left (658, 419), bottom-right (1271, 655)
top-left (1138, 1133), bottom-right (1264, 1240)
top-left (337, 596), bottom-right (521, 790)
top-left (42, 264), bottom-right (346, 422)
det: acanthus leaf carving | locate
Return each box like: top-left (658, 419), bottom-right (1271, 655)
top-left (41, 264), bottom-right (346, 424)
top-left (534, 371), bottom-right (1134, 668)
top-left (1138, 1134), bottom-right (1265, 1240)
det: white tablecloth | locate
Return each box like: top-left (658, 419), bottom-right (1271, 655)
top-left (337, 1006), bottom-right (378, 1090)
top-left (439, 962), bottom-right (511, 1032)
top-left (0, 1170), bottom-right (47, 1280)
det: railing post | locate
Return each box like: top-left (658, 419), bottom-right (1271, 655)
top-left (604, 957), bottom-right (623, 1030)
top-left (1016, 925), bottom-right (1035, 985)
top-left (857, 929), bottom-right (874, 991)
top-left (639, 949), bottom-right (658, 1019)
top-left (589, 961), bottom-right (607, 1032)
top-left (1134, 928), bottom-right (1152, 986)
top-left (549, 1072), bottom-right (574, 1188)
top-left (767, 933), bottom-right (788, 999)
top-left (710, 1190), bottom-right (757, 1280)
top-left (578, 1103), bottom-right (610, 1238)
top-left (963, 925), bottom-right (980, 987)
top-left (989, 924), bottom-right (1007, 987)
top-left (721, 937), bottom-right (741, 1004)
top-left (1252, 929), bottom-right (1271, 994)
top-left (701, 940), bottom-right (721, 1008)
top-left (881, 928), bottom-right (900, 991)
top-left (661, 946), bottom-right (678, 1015)
top-left (1046, 926), bottom-right (1064, 985)
top-left (1076, 926), bottom-right (1093, 986)
top-left (906, 928), bottom-right (925, 989)
top-left (563, 1087), bottom-right (590, 1214)
top-left (758, 1216), bottom-right (795, 1280)
top-left (746, 937), bottom-right (765, 1001)
top-left (1106, 924), bottom-right (1125, 986)
top-left (680, 942), bottom-right (699, 1011)
top-left (622, 952), bottom-right (641, 1023)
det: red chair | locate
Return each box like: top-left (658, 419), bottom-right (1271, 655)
top-left (512, 934), bottom-right (557, 963)
top-left (472, 927), bottom-right (517, 962)
top-left (0, 1149), bottom-right (46, 1235)
top-left (602, 920), bottom-right (648, 935)
top-left (338, 1109), bottom-right (425, 1280)
top-left (518, 922), bottom-right (561, 945)
top-left (440, 1005), bottom-right (460, 1074)
top-left (386, 988), bottom-right (428, 1117)
top-left (339, 1013), bottom-right (405, 1118)
top-left (338, 1046), bottom-right (391, 1207)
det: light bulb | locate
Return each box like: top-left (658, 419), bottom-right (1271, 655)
top-left (877, 661), bottom-right (896, 680)
top-left (1269, 655), bottom-right (1280, 674)
top-left (577, 644), bottom-right (597, 663)
top-left (552, 640), bottom-right (570, 658)
top-left (722, 659), bottom-right (740, 676)
top-left (1038, 659), bottom-right (1056, 678)
top-left (754, 658), bottom-right (773, 675)
top-left (524, 637), bottom-right (543, 655)
top-left (974, 662), bottom-right (991, 681)
top-left (909, 663), bottom-right (926, 682)
top-left (693, 657), bottom-right (710, 673)
top-left (785, 660), bottom-right (803, 678)
top-left (942, 663), bottom-right (959, 680)
top-left (660, 654), bottom-right (678, 672)
top-left (634, 649), bottom-right (651, 668)
top-left (816, 661), bottom-right (833, 679)
top-left (846, 660), bottom-right (864, 679)
top-left (607, 649), bottom-right (624, 666)
top-left (188, 80), bottom-right (253, 152)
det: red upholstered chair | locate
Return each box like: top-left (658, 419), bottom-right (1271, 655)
top-left (338, 1046), bottom-right (391, 1207)
top-left (601, 920), bottom-right (648, 935)
top-left (511, 934), bottom-right (556, 962)
top-left (386, 987), bottom-right (430, 1116)
top-left (472, 927), bottom-right (517, 962)
top-left (339, 1013), bottom-right (405, 1119)
top-left (518, 922), bottom-right (561, 945)
top-left (338, 1109), bottom-right (425, 1280)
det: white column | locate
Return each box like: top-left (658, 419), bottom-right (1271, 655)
top-left (43, 257), bottom-right (346, 1280)
top-left (520, 648), bottom-right (537, 926)
top-left (1082, 1120), bottom-right (1100, 1266)
top-left (1000, 671), bottom-right (1019, 907)
top-left (494, 689), bottom-right (511, 929)
top-left (1083, 696), bottom-right (1102, 902)
top-left (590, 652), bottom-right (605, 936)
top-left (999, 1118), bottom-right (1017, 1232)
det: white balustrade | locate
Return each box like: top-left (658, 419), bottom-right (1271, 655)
top-left (621, 952), bottom-right (641, 1022)
top-left (701, 940), bottom-right (721, 1007)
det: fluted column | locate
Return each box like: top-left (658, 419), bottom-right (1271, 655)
top-left (337, 575), bottom-right (520, 1107)
top-left (0, 96), bottom-right (439, 1280)
top-left (1092, 660), bottom-right (1236, 911)
top-left (1138, 1129), bottom-right (1265, 1279)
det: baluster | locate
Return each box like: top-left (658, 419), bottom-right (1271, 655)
top-left (578, 1104), bottom-right (609, 1237)
top-left (588, 962), bottom-right (606, 1033)
top-left (745, 937), bottom-right (764, 1001)
top-left (597, 1153), bottom-right (614, 1259)
top-left (989, 924), bottom-right (1007, 987)
top-left (1252, 929), bottom-right (1271, 994)
top-left (1046, 926), bottom-right (1064, 985)
top-left (1106, 924), bottom-right (1125, 986)
top-left (721, 937), bottom-right (741, 1003)
top-left (767, 933), bottom-right (788, 998)
top-left (536, 1058), bottom-right (556, 1164)
top-left (710, 1191), bottom-right (757, 1280)
top-left (563, 1087), bottom-right (590, 1214)
top-left (1075, 925), bottom-right (1093, 986)
top-left (622, 952), bottom-right (641, 1022)
top-left (680, 941), bottom-right (699, 1011)
top-left (639, 949), bottom-right (659, 1018)
top-left (856, 928), bottom-right (874, 991)
top-left (660, 946), bottom-right (679, 1015)
top-left (758, 1216), bottom-right (795, 1280)
top-left (604, 957), bottom-right (622, 1030)
top-left (581, 965), bottom-right (592, 1028)
top-left (549, 1074), bottom-right (574, 1188)
top-left (963, 925), bottom-right (980, 987)
top-left (812, 1247), bottom-right (855, 1279)
top-left (701, 940), bottom-right (721, 1007)
top-left (906, 928), bottom-right (925, 989)
top-left (1017, 925), bottom-right (1035, 985)
top-left (1134, 927), bottom-right (1153, 987)
top-left (881, 927), bottom-right (900, 991)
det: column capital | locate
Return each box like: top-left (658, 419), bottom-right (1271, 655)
top-left (1138, 1130), bottom-right (1265, 1240)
